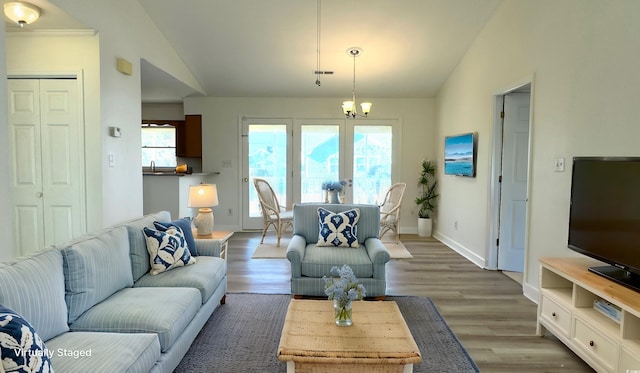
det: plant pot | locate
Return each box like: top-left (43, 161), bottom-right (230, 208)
top-left (418, 217), bottom-right (432, 237)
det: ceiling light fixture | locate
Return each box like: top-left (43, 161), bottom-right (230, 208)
top-left (4, 1), bottom-right (40, 28)
top-left (313, 0), bottom-right (333, 86)
top-left (342, 47), bottom-right (372, 118)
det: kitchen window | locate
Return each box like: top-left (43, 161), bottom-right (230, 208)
top-left (141, 122), bottom-right (178, 168)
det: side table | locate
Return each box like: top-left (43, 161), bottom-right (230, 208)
top-left (194, 230), bottom-right (234, 260)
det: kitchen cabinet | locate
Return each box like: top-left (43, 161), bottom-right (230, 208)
top-left (177, 115), bottom-right (202, 158)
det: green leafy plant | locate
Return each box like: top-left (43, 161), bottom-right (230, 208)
top-left (415, 159), bottom-right (439, 219)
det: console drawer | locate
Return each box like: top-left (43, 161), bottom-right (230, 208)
top-left (620, 347), bottom-right (640, 373)
top-left (574, 318), bottom-right (617, 372)
top-left (540, 295), bottom-right (571, 337)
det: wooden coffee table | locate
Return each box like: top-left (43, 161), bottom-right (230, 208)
top-left (277, 299), bottom-right (421, 373)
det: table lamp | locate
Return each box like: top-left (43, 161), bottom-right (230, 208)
top-left (188, 184), bottom-right (219, 236)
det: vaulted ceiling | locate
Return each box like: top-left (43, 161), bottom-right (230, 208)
top-left (4, 0), bottom-right (503, 103)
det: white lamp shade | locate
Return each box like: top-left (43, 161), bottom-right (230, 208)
top-left (188, 184), bottom-right (219, 208)
top-left (342, 101), bottom-right (354, 114)
top-left (4, 2), bottom-right (40, 26)
top-left (360, 102), bottom-right (372, 114)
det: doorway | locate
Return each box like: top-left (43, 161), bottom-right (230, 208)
top-left (489, 81), bottom-right (533, 274)
top-left (8, 78), bottom-right (86, 256)
top-left (241, 117), bottom-right (399, 230)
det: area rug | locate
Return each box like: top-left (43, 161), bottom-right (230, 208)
top-left (251, 237), bottom-right (413, 259)
top-left (174, 293), bottom-right (479, 373)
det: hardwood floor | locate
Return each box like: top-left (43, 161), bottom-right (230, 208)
top-left (227, 231), bottom-right (594, 372)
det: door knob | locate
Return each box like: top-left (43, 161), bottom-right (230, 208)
top-left (243, 178), bottom-right (249, 182)
top-left (36, 192), bottom-right (43, 198)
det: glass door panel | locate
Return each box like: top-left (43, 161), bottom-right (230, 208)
top-left (300, 125), bottom-right (340, 203)
top-left (242, 120), bottom-right (291, 231)
top-left (352, 125), bottom-right (392, 205)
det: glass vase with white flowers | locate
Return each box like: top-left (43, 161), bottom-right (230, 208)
top-left (323, 265), bottom-right (366, 326)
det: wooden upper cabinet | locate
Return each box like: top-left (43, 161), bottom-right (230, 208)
top-left (176, 115), bottom-right (202, 158)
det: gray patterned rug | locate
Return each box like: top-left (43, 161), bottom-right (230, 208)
top-left (175, 293), bottom-right (479, 373)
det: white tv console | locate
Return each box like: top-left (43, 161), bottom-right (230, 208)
top-left (538, 257), bottom-right (640, 372)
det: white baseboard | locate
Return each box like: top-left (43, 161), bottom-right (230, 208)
top-left (523, 282), bottom-right (539, 304)
top-left (432, 231), bottom-right (486, 269)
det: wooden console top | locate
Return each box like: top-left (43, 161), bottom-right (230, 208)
top-left (540, 257), bottom-right (640, 313)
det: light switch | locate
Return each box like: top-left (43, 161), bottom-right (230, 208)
top-left (108, 152), bottom-right (115, 168)
top-left (554, 157), bottom-right (565, 172)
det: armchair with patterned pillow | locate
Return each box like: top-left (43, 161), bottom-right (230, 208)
top-left (286, 203), bottom-right (390, 299)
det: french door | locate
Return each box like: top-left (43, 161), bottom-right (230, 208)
top-left (242, 118), bottom-right (398, 230)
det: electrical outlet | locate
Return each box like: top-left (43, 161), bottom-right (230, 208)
top-left (227, 208), bottom-right (232, 216)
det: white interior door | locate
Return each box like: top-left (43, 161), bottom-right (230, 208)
top-left (497, 92), bottom-right (530, 272)
top-left (8, 78), bottom-right (85, 255)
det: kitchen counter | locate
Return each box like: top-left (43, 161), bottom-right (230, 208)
top-left (143, 173), bottom-right (209, 219)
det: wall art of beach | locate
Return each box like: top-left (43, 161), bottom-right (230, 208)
top-left (444, 133), bottom-right (475, 177)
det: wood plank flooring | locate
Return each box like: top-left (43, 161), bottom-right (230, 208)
top-left (226, 231), bottom-right (594, 373)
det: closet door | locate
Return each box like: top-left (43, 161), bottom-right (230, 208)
top-left (8, 79), bottom-right (85, 255)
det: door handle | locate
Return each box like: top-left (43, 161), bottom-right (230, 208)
top-left (36, 192), bottom-right (43, 198)
top-left (243, 178), bottom-right (249, 182)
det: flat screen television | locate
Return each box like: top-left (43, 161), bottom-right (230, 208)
top-left (568, 157), bottom-right (640, 292)
top-left (444, 132), bottom-right (476, 177)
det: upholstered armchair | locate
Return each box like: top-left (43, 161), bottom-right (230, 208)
top-left (286, 203), bottom-right (390, 299)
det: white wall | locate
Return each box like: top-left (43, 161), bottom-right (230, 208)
top-left (435, 0), bottom-right (640, 298)
top-left (142, 103), bottom-right (184, 121)
top-left (0, 25), bottom-right (12, 260)
top-left (49, 0), bottom-right (204, 226)
top-left (184, 97), bottom-right (435, 231)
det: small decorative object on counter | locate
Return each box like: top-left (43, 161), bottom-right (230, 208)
top-left (323, 265), bottom-right (366, 326)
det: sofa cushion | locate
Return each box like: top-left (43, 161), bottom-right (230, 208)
top-left (154, 218), bottom-right (198, 256)
top-left (134, 256), bottom-right (226, 304)
top-left (0, 249), bottom-right (68, 341)
top-left (126, 211), bottom-right (172, 282)
top-left (301, 245), bottom-right (373, 278)
top-left (69, 287), bottom-right (201, 352)
top-left (47, 331), bottom-right (160, 373)
top-left (317, 207), bottom-right (360, 248)
top-left (0, 305), bottom-right (53, 373)
top-left (61, 225), bottom-right (134, 324)
top-left (143, 226), bottom-right (196, 275)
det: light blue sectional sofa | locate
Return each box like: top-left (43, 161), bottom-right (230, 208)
top-left (0, 211), bottom-right (227, 373)
top-left (286, 203), bottom-right (390, 298)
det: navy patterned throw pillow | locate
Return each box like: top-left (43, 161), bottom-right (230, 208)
top-left (0, 305), bottom-right (53, 373)
top-left (154, 218), bottom-right (198, 256)
top-left (317, 207), bottom-right (360, 248)
top-left (143, 225), bottom-right (196, 275)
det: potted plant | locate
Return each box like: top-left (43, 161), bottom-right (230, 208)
top-left (415, 159), bottom-right (438, 237)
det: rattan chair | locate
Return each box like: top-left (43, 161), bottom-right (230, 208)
top-left (253, 178), bottom-right (293, 247)
top-left (379, 182), bottom-right (407, 243)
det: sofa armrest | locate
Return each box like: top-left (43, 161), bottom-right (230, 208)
top-left (286, 235), bottom-right (307, 278)
top-left (364, 238), bottom-right (391, 263)
top-left (364, 238), bottom-right (390, 281)
top-left (194, 239), bottom-right (222, 257)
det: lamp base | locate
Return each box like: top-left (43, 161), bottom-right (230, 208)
top-left (193, 208), bottom-right (214, 236)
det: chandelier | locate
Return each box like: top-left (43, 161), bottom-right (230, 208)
top-left (342, 47), bottom-right (372, 118)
